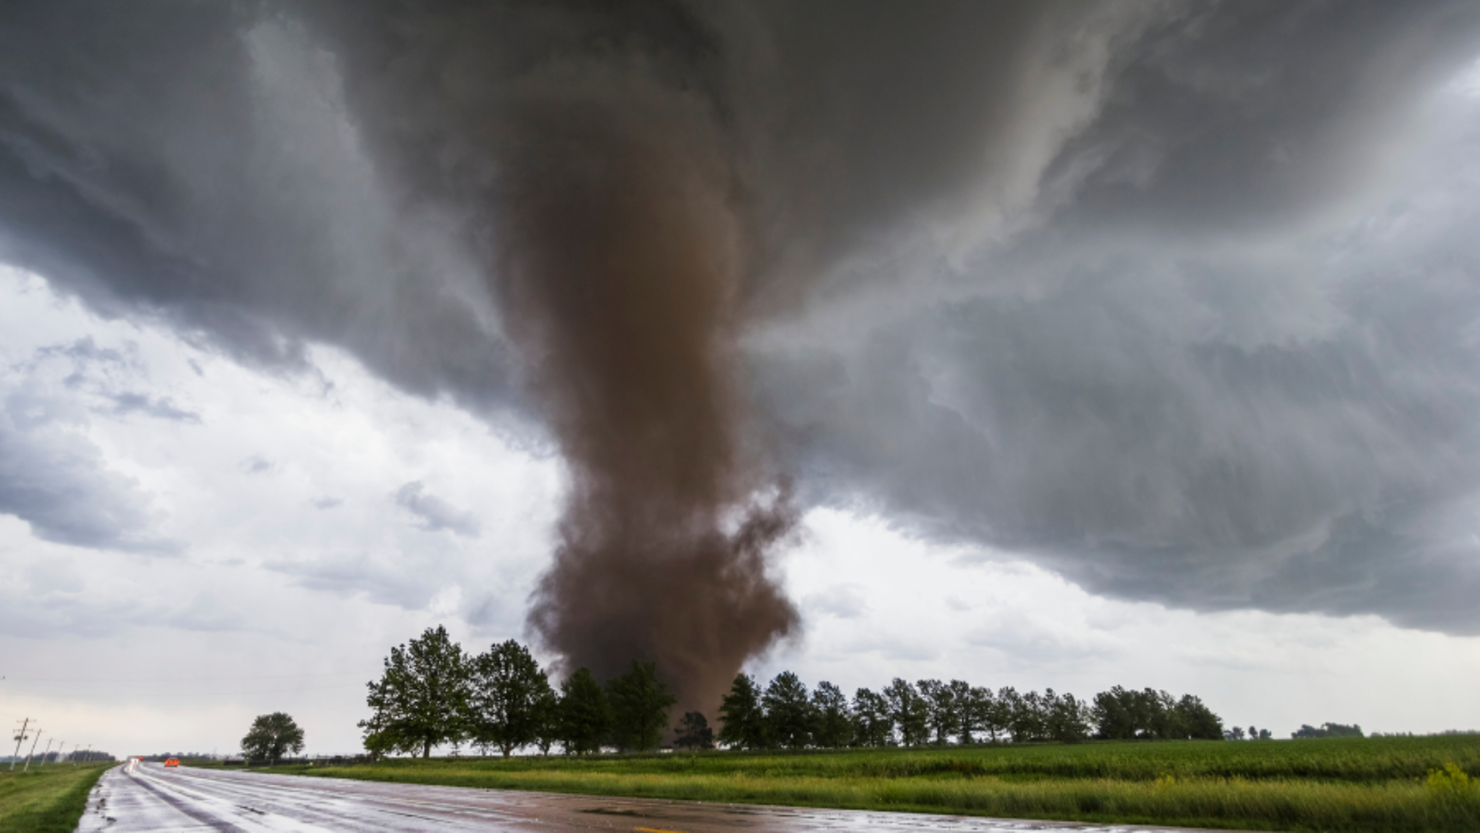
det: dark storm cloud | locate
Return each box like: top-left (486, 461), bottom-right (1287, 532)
top-left (0, 1), bottom-right (521, 412)
top-left (1046, 1), bottom-right (1480, 239)
top-left (393, 481), bottom-right (480, 538)
top-left (751, 0), bottom-right (1480, 634)
top-left (3, 0), bottom-right (1480, 658)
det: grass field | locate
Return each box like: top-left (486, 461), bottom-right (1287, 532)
top-left (0, 763), bottom-right (111, 833)
top-left (264, 736), bottom-right (1480, 832)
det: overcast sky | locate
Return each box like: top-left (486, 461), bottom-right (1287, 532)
top-left (3, 1), bottom-right (1480, 755)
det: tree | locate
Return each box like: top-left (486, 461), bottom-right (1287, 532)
top-left (961, 685), bottom-right (998, 743)
top-left (1094, 686), bottom-right (1167, 740)
top-left (947, 680), bottom-right (974, 743)
top-left (717, 673), bottom-right (767, 750)
top-left (1292, 722), bottom-right (1362, 739)
top-left (1090, 687), bottom-right (1223, 741)
top-left (811, 682), bottom-right (853, 748)
top-left (851, 688), bottom-right (893, 747)
top-left (762, 671), bottom-right (815, 749)
top-left (1147, 689), bottom-right (1180, 739)
top-left (241, 712), bottom-right (304, 765)
top-left (884, 678), bottom-right (929, 746)
top-left (360, 625), bottom-right (470, 758)
top-left (605, 660), bottom-right (676, 752)
top-left (917, 679), bottom-right (959, 745)
top-left (467, 640), bottom-right (556, 757)
top-left (997, 686), bottom-right (1033, 742)
top-left (1172, 694), bottom-right (1223, 740)
top-left (531, 686), bottom-right (560, 755)
top-left (673, 712), bottom-right (715, 750)
top-left (1091, 686), bottom-right (1137, 740)
top-left (557, 667), bottom-right (610, 754)
top-left (1043, 690), bottom-right (1091, 743)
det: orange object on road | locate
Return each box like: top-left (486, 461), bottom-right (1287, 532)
top-left (164, 758), bottom-right (179, 767)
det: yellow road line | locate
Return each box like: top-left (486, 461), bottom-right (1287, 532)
top-left (634, 827), bottom-right (689, 833)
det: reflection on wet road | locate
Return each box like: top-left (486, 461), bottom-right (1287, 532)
top-left (79, 762), bottom-right (1251, 832)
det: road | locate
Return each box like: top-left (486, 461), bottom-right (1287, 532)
top-left (78, 762), bottom-right (1248, 833)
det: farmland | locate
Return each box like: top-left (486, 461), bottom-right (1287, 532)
top-left (265, 735), bottom-right (1480, 831)
top-left (0, 763), bottom-right (111, 833)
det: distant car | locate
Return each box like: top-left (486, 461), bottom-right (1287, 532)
top-left (164, 758), bottom-right (179, 767)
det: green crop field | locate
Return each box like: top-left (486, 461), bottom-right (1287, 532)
top-left (0, 763), bottom-right (111, 833)
top-left (263, 737), bottom-right (1480, 832)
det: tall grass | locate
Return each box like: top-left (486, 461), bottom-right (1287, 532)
top-left (271, 736), bottom-right (1480, 832)
top-left (0, 763), bottom-right (112, 833)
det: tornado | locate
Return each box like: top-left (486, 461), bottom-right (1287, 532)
top-left (489, 68), bottom-right (799, 715)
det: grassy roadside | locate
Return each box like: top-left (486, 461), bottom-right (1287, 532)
top-left (0, 763), bottom-right (112, 833)
top-left (261, 737), bottom-right (1480, 832)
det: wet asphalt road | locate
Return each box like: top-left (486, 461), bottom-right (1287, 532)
top-left (78, 762), bottom-right (1252, 833)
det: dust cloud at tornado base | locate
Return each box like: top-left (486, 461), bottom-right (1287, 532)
top-left (493, 69), bottom-right (803, 712)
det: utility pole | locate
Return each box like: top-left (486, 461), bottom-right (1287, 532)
top-left (10, 718), bottom-right (29, 771)
top-left (40, 738), bottom-right (55, 766)
top-left (23, 728), bottom-right (43, 772)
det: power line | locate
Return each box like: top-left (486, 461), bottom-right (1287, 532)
top-left (10, 718), bottom-right (30, 771)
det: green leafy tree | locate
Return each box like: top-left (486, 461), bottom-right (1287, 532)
top-left (917, 679), bottom-right (960, 744)
top-left (989, 687), bottom-right (1015, 741)
top-left (1172, 694), bottom-right (1224, 740)
top-left (1093, 686), bottom-right (1224, 741)
top-left (532, 686), bottom-right (560, 755)
top-left (606, 660), bottom-right (676, 752)
top-left (241, 712), bottom-right (304, 765)
top-left (360, 625), bottom-right (470, 758)
top-left (1044, 689), bottom-right (1091, 742)
top-left (673, 712), bottom-right (715, 750)
top-left (1147, 689), bottom-right (1180, 739)
top-left (884, 678), bottom-right (929, 746)
top-left (1091, 685), bottom-right (1138, 740)
top-left (717, 673), bottom-right (767, 750)
top-left (1292, 722), bottom-right (1363, 739)
top-left (811, 681), bottom-right (852, 748)
top-left (998, 686), bottom-right (1033, 742)
top-left (947, 680), bottom-right (974, 743)
top-left (762, 671), bottom-right (816, 749)
top-left (468, 640), bottom-right (556, 756)
top-left (960, 685), bottom-right (997, 743)
top-left (557, 667), bottom-right (610, 754)
top-left (851, 688), bottom-right (893, 747)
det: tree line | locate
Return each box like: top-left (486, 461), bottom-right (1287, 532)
top-left (359, 627), bottom-right (1225, 757)
top-left (1292, 722), bottom-right (1363, 739)
top-left (359, 626), bottom-right (677, 757)
top-left (713, 676), bottom-right (1223, 749)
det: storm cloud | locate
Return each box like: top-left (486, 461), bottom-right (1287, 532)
top-left (1, 0), bottom-right (1479, 695)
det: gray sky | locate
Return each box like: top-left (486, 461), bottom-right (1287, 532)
top-left (3, 1), bottom-right (1480, 754)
